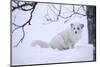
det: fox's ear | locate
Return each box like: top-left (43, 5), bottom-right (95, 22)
top-left (71, 24), bottom-right (74, 28)
top-left (80, 24), bottom-right (84, 29)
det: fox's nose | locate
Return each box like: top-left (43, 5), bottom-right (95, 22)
top-left (75, 31), bottom-right (77, 34)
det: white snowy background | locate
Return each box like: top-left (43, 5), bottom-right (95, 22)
top-left (12, 2), bottom-right (94, 66)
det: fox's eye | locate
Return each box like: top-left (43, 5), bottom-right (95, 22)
top-left (77, 27), bottom-right (80, 30)
top-left (73, 28), bottom-right (75, 30)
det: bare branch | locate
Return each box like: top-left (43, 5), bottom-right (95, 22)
top-left (62, 6), bottom-right (87, 23)
top-left (12, 25), bottom-right (21, 33)
top-left (48, 5), bottom-right (58, 16)
top-left (63, 13), bottom-right (74, 23)
top-left (25, 7), bottom-right (35, 25)
top-left (82, 5), bottom-right (86, 11)
top-left (12, 1), bottom-right (37, 47)
top-left (75, 12), bottom-right (87, 16)
top-left (12, 0), bottom-right (37, 11)
top-left (76, 6), bottom-right (81, 12)
top-left (52, 4), bottom-right (59, 11)
top-left (44, 4), bottom-right (87, 24)
top-left (14, 27), bottom-right (25, 47)
top-left (73, 5), bottom-right (75, 12)
top-left (44, 4), bottom-right (62, 24)
top-left (12, 23), bottom-right (20, 27)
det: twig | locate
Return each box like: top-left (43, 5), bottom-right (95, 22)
top-left (44, 4), bottom-right (62, 24)
top-left (48, 5), bottom-right (58, 16)
top-left (73, 5), bottom-right (75, 12)
top-left (12, 1), bottom-right (37, 47)
top-left (14, 27), bottom-right (25, 47)
top-left (59, 5), bottom-right (87, 23)
top-left (63, 13), bottom-right (75, 23)
top-left (12, 1), bottom-right (36, 11)
top-left (52, 4), bottom-right (59, 11)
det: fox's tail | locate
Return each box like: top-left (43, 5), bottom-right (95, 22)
top-left (31, 40), bottom-right (49, 48)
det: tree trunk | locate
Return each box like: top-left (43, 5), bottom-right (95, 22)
top-left (87, 6), bottom-right (96, 60)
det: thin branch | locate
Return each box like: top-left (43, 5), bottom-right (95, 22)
top-left (48, 5), bottom-right (58, 16)
top-left (12, 1), bottom-right (37, 47)
top-left (12, 15), bottom-right (21, 33)
top-left (82, 5), bottom-right (86, 11)
top-left (12, 26), bottom-right (21, 33)
top-left (12, 7), bottom-right (36, 47)
top-left (44, 4), bottom-right (62, 24)
top-left (14, 27), bottom-right (25, 47)
top-left (25, 7), bottom-right (34, 25)
top-left (13, 15), bottom-right (16, 23)
top-left (76, 6), bottom-right (82, 12)
top-left (45, 5), bottom-right (87, 24)
top-left (52, 4), bottom-right (59, 11)
top-left (75, 12), bottom-right (87, 16)
top-left (12, 23), bottom-right (20, 27)
top-left (12, 16), bottom-right (19, 27)
top-left (59, 5), bottom-right (87, 23)
top-left (73, 5), bottom-right (75, 12)
top-left (12, 1), bottom-right (36, 11)
top-left (63, 13), bottom-right (74, 23)
top-left (58, 5), bottom-right (62, 16)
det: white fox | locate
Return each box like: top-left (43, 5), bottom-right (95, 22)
top-left (31, 23), bottom-right (84, 50)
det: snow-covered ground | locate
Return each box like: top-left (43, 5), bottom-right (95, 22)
top-left (12, 44), bottom-right (94, 65)
top-left (12, 3), bottom-right (94, 65)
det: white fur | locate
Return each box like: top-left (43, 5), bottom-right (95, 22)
top-left (31, 23), bottom-right (84, 50)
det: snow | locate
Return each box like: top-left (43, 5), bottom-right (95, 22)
top-left (12, 2), bottom-right (94, 65)
top-left (12, 44), bottom-right (93, 65)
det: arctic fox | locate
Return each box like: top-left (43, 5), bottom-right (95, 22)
top-left (31, 23), bottom-right (84, 50)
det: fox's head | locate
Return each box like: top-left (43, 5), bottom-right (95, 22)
top-left (70, 23), bottom-right (84, 34)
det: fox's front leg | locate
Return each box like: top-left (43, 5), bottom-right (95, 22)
top-left (71, 44), bottom-right (74, 48)
top-left (68, 43), bottom-right (74, 49)
top-left (61, 42), bottom-right (69, 50)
